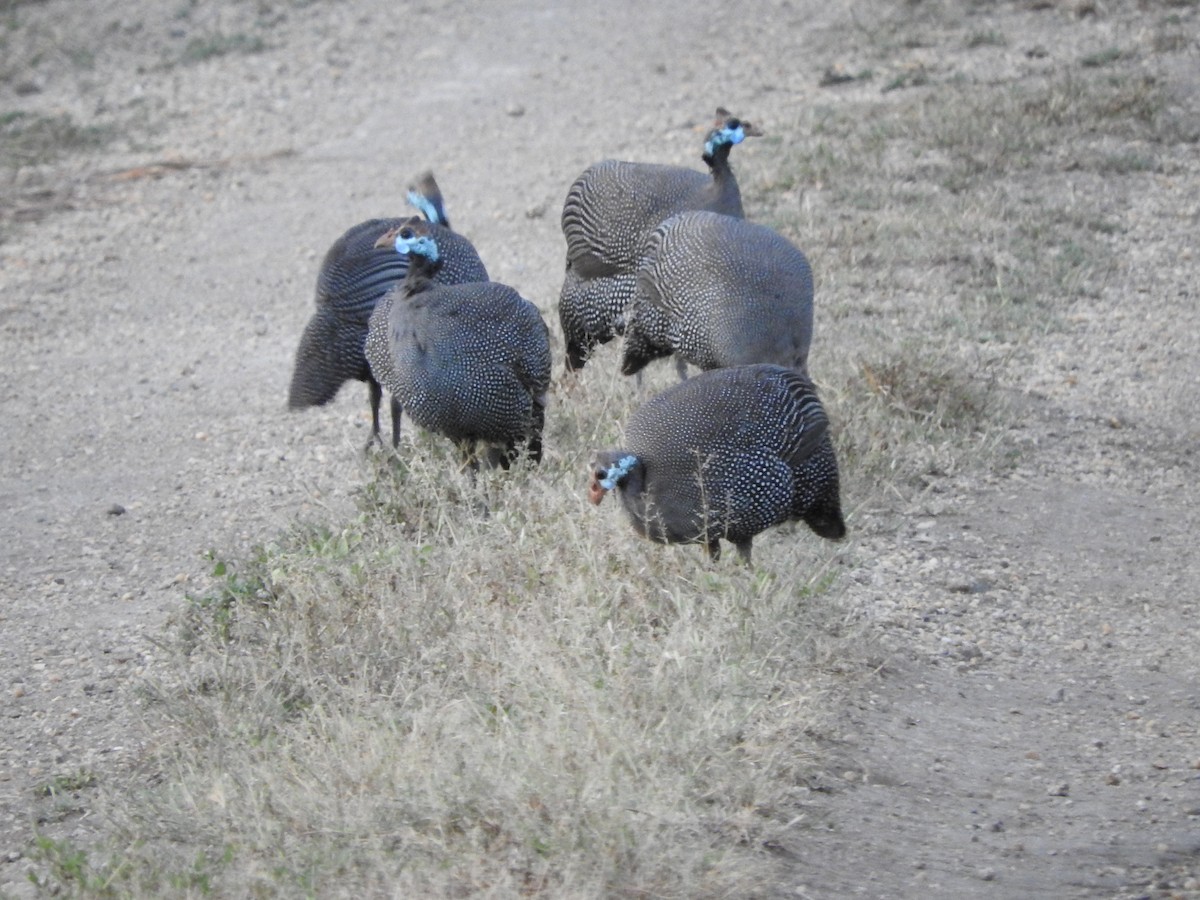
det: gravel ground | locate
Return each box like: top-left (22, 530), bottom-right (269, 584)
top-left (1, 0), bottom-right (1198, 896)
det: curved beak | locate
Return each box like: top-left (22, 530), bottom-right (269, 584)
top-left (374, 227), bottom-right (400, 249)
top-left (742, 121), bottom-right (764, 138)
top-left (588, 472), bottom-right (607, 506)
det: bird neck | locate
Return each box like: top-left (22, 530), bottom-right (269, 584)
top-left (404, 253), bottom-right (443, 291)
top-left (702, 142), bottom-right (735, 180)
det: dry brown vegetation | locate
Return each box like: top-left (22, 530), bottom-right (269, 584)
top-left (9, 0), bottom-right (1197, 896)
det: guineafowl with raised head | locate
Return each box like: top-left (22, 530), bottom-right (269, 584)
top-left (287, 173), bottom-right (488, 448)
top-left (620, 210), bottom-right (814, 378)
top-left (365, 219), bottom-right (551, 470)
top-left (588, 364), bottom-right (844, 564)
top-left (558, 108), bottom-right (763, 372)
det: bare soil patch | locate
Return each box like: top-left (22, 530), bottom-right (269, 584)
top-left (1, 0), bottom-right (1197, 896)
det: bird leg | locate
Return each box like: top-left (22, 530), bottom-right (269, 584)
top-left (389, 396), bottom-right (403, 449)
top-left (457, 442), bottom-right (481, 482)
top-left (565, 338), bottom-right (591, 373)
top-left (366, 379), bottom-right (385, 451)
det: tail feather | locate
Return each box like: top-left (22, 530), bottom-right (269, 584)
top-left (288, 311), bottom-right (358, 408)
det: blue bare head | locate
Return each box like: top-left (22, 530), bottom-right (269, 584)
top-left (703, 110), bottom-right (762, 158)
top-left (374, 220), bottom-right (440, 262)
top-left (705, 124), bottom-right (745, 157)
top-left (394, 229), bottom-right (439, 262)
top-left (600, 454), bottom-right (639, 491)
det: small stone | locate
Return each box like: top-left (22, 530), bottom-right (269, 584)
top-left (1106, 773), bottom-right (1120, 786)
top-left (819, 64), bottom-right (856, 87)
top-left (12, 685), bottom-right (25, 699)
top-left (978, 867), bottom-right (996, 882)
top-left (505, 103), bottom-right (525, 117)
top-left (107, 503), bottom-right (126, 516)
top-left (956, 643), bottom-right (982, 661)
top-left (951, 579), bottom-right (992, 594)
top-left (1048, 783), bottom-right (1069, 797)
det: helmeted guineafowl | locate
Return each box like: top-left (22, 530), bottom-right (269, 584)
top-left (589, 364), bottom-right (845, 563)
top-left (558, 108), bottom-right (763, 372)
top-left (364, 219), bottom-right (551, 470)
top-left (287, 173), bottom-right (488, 448)
top-left (620, 210), bottom-right (814, 378)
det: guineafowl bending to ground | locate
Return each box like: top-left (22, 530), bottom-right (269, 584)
top-left (364, 219), bottom-right (551, 470)
top-left (620, 210), bottom-right (814, 378)
top-left (588, 364), bottom-right (845, 564)
top-left (287, 173), bottom-right (488, 448)
top-left (558, 108), bottom-right (763, 372)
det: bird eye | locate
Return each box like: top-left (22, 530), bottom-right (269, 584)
top-left (399, 227), bottom-right (414, 239)
top-left (728, 118), bottom-right (741, 129)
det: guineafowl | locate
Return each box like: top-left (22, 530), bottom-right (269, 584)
top-left (364, 219), bottom-right (551, 470)
top-left (558, 108), bottom-right (763, 372)
top-left (589, 364), bottom-right (845, 563)
top-left (621, 210), bottom-right (814, 378)
top-left (287, 173), bottom-right (488, 448)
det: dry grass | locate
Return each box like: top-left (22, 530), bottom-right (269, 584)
top-left (60, 454), bottom-right (862, 897)
top-left (26, 3), bottom-right (1188, 896)
top-left (0, 110), bottom-right (110, 167)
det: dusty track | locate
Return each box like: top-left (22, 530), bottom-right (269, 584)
top-left (1, 0), bottom-right (1197, 895)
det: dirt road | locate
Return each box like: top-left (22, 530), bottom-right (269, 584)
top-left (2, 0), bottom-right (1197, 895)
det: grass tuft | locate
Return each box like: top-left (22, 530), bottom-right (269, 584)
top-left (180, 31), bottom-right (266, 64)
top-left (96, 465), bottom-right (863, 895)
top-left (0, 111), bottom-right (111, 167)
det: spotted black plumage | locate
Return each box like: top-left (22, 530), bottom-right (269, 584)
top-left (287, 173), bottom-right (488, 448)
top-left (364, 219), bottom-right (551, 470)
top-left (589, 364), bottom-right (845, 563)
top-left (621, 210), bottom-right (815, 378)
top-left (557, 108), bottom-right (763, 371)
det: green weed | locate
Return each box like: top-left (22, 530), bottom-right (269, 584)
top-left (180, 31), bottom-right (266, 64)
top-left (0, 111), bottom-right (111, 167)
